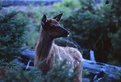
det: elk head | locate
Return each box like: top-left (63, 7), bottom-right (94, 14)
top-left (41, 14), bottom-right (69, 39)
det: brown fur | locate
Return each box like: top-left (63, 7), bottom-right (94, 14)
top-left (34, 14), bottom-right (83, 82)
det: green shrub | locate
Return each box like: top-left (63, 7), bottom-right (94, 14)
top-left (25, 20), bottom-right (39, 49)
top-left (0, 11), bottom-right (29, 61)
top-left (53, 0), bottom-right (81, 18)
top-left (0, 60), bottom-right (76, 82)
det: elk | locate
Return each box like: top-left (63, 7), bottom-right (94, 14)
top-left (34, 14), bottom-right (83, 82)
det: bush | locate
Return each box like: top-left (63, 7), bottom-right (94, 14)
top-left (53, 0), bottom-right (81, 18)
top-left (0, 0), bottom-right (2, 10)
top-left (0, 60), bottom-right (76, 82)
top-left (61, 3), bottom-right (111, 62)
top-left (109, 0), bottom-right (121, 64)
top-left (25, 20), bottom-right (39, 49)
top-left (0, 11), bottom-right (29, 61)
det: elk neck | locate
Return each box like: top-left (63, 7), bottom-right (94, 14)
top-left (36, 28), bottom-right (54, 61)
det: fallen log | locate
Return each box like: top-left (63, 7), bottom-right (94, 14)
top-left (83, 59), bottom-right (121, 82)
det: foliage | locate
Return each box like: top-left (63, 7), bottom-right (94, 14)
top-left (53, 0), bottom-right (81, 18)
top-left (0, 0), bottom-right (2, 10)
top-left (25, 20), bottom-right (39, 48)
top-left (82, 69), bottom-right (90, 77)
top-left (60, 1), bottom-right (110, 63)
top-left (0, 11), bottom-right (29, 61)
top-left (0, 60), bottom-right (77, 82)
top-left (109, 0), bottom-right (121, 63)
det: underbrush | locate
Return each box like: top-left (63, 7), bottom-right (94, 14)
top-left (0, 60), bottom-right (77, 82)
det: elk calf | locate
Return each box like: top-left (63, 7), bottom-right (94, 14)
top-left (34, 14), bottom-right (83, 82)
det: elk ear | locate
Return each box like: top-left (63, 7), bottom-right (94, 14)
top-left (53, 13), bottom-right (63, 21)
top-left (41, 14), bottom-right (47, 25)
